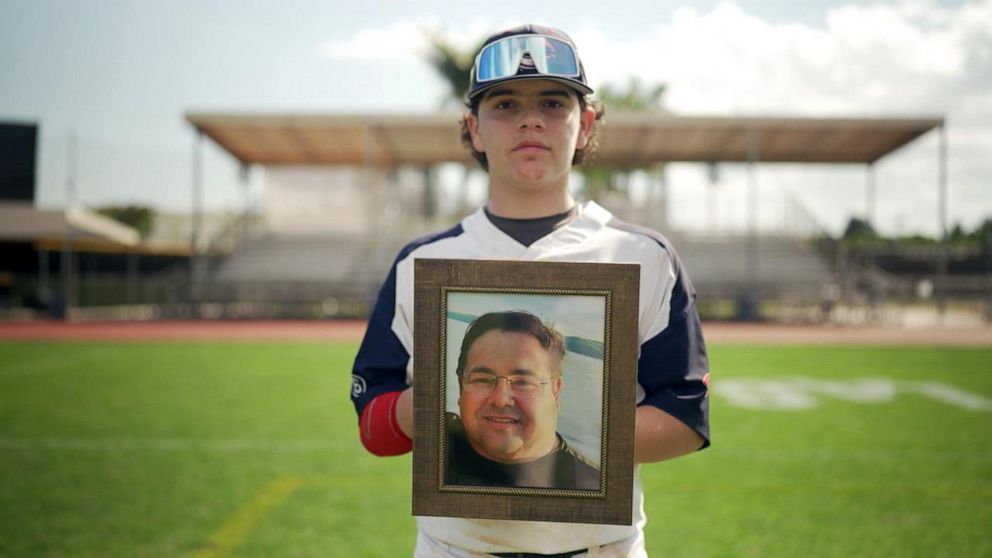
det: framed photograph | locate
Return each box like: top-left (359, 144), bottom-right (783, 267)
top-left (412, 258), bottom-right (639, 525)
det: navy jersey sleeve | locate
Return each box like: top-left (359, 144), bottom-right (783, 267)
top-left (350, 261), bottom-right (410, 419)
top-left (349, 223), bottom-right (466, 420)
top-left (637, 252), bottom-right (711, 448)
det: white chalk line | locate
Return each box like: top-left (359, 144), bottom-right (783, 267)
top-left (0, 348), bottom-right (110, 377)
top-left (713, 377), bottom-right (992, 412)
top-left (703, 447), bottom-right (992, 464)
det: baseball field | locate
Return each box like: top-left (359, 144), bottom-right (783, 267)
top-left (0, 323), bottom-right (989, 557)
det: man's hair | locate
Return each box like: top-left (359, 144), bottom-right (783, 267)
top-left (456, 310), bottom-right (567, 383)
top-left (459, 93), bottom-right (606, 171)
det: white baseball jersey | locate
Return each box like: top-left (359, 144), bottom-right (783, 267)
top-left (351, 201), bottom-right (710, 554)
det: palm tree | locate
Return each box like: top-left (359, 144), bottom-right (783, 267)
top-left (424, 32), bottom-right (484, 108)
top-left (421, 32), bottom-right (486, 217)
top-left (581, 78), bottom-right (668, 204)
top-left (597, 77), bottom-right (666, 111)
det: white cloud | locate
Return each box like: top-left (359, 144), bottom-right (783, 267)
top-left (319, 18), bottom-right (504, 62)
top-left (576, 0), bottom-right (992, 234)
top-left (577, 0), bottom-right (991, 117)
top-left (320, 19), bottom-right (437, 61)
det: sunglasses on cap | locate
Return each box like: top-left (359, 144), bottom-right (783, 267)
top-left (474, 34), bottom-right (581, 83)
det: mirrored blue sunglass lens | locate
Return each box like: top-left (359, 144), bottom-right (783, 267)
top-left (477, 44), bottom-right (514, 81)
top-left (542, 38), bottom-right (578, 75)
top-left (476, 36), bottom-right (579, 82)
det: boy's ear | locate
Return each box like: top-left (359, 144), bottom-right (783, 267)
top-left (465, 111), bottom-right (485, 153)
top-left (575, 105), bottom-right (595, 150)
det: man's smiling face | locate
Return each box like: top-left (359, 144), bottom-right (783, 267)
top-left (458, 329), bottom-right (562, 463)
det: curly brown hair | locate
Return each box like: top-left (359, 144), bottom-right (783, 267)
top-left (459, 93), bottom-right (605, 171)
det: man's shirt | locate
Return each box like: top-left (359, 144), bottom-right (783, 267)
top-left (445, 412), bottom-right (600, 491)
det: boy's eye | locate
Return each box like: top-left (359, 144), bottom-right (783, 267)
top-left (494, 100), bottom-right (514, 109)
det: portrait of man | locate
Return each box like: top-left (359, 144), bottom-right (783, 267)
top-left (445, 310), bottom-right (600, 491)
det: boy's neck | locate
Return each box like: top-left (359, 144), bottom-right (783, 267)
top-left (486, 181), bottom-right (575, 219)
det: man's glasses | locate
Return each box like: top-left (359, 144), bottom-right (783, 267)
top-left (475, 34), bottom-right (581, 83)
top-left (462, 372), bottom-right (553, 398)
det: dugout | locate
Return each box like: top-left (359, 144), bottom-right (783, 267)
top-left (0, 203), bottom-right (193, 319)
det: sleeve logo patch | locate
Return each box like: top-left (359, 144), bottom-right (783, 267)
top-left (351, 375), bottom-right (367, 399)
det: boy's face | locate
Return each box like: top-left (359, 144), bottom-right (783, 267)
top-left (466, 79), bottom-right (595, 189)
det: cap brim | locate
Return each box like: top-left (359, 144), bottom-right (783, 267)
top-left (468, 75), bottom-right (594, 101)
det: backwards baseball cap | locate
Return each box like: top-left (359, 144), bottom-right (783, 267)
top-left (468, 24), bottom-right (594, 101)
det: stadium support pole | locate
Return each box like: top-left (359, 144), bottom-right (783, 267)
top-left (61, 129), bottom-right (77, 319)
top-left (865, 162), bottom-right (877, 316)
top-left (865, 163), bottom-right (876, 228)
top-left (364, 127), bottom-right (379, 260)
top-left (239, 163), bottom-right (251, 247)
top-left (191, 129), bottom-right (204, 315)
top-left (38, 249), bottom-right (49, 310)
top-left (743, 130), bottom-right (761, 321)
top-left (707, 162), bottom-right (719, 233)
top-left (421, 165), bottom-right (437, 220)
top-left (936, 121), bottom-right (948, 322)
top-left (654, 164), bottom-right (668, 232)
top-left (126, 251), bottom-right (138, 306)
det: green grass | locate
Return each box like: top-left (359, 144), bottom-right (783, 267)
top-left (0, 342), bottom-right (989, 557)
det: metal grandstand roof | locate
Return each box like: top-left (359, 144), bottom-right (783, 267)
top-left (185, 111), bottom-right (943, 167)
top-left (0, 203), bottom-right (139, 246)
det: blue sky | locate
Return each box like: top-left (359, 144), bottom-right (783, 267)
top-left (1, 0), bottom-right (988, 236)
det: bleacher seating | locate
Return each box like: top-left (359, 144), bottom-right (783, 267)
top-left (208, 232), bottom-right (403, 305)
top-left (672, 233), bottom-right (837, 300)
top-left (210, 228), bottom-right (838, 308)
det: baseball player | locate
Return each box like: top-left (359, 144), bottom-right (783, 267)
top-left (351, 24), bottom-right (710, 558)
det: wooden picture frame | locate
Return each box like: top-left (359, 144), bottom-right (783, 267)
top-left (412, 258), bottom-right (639, 525)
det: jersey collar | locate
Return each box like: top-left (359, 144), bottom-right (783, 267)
top-left (465, 201), bottom-right (611, 257)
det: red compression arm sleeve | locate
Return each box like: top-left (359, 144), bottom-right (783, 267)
top-left (359, 390), bottom-right (412, 456)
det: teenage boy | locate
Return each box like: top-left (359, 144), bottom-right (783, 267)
top-left (351, 24), bottom-right (710, 558)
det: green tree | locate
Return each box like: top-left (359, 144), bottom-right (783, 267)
top-left (421, 32), bottom-right (487, 216)
top-left (970, 218), bottom-right (992, 245)
top-left (581, 78), bottom-right (668, 202)
top-left (424, 32), bottom-right (484, 107)
top-left (597, 78), bottom-right (666, 111)
top-left (842, 217), bottom-right (879, 241)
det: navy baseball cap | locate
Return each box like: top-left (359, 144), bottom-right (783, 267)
top-left (468, 24), bottom-right (594, 101)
